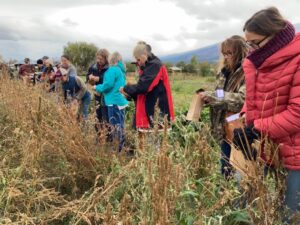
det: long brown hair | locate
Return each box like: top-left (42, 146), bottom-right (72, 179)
top-left (96, 49), bottom-right (110, 64)
top-left (219, 35), bottom-right (247, 72)
top-left (243, 7), bottom-right (286, 36)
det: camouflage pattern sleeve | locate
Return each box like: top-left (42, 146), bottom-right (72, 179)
top-left (204, 91), bottom-right (220, 106)
top-left (204, 90), bottom-right (225, 107)
top-left (223, 83), bottom-right (245, 113)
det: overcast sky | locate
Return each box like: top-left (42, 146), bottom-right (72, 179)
top-left (0, 0), bottom-right (300, 61)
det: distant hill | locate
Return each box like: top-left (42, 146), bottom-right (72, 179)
top-left (161, 23), bottom-right (300, 64)
top-left (160, 44), bottom-right (219, 64)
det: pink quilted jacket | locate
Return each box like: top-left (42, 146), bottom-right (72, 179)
top-left (242, 33), bottom-right (300, 170)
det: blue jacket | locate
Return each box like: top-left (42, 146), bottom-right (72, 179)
top-left (95, 61), bottom-right (128, 107)
top-left (62, 76), bottom-right (89, 100)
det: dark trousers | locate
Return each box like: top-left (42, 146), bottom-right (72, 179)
top-left (283, 169), bottom-right (300, 224)
top-left (95, 101), bottom-right (111, 142)
top-left (107, 105), bottom-right (125, 151)
top-left (96, 104), bottom-right (108, 124)
top-left (220, 140), bottom-right (233, 179)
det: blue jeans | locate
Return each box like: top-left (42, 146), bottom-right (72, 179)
top-left (107, 105), bottom-right (125, 151)
top-left (79, 91), bottom-right (91, 119)
top-left (220, 141), bottom-right (233, 179)
top-left (284, 169), bottom-right (300, 224)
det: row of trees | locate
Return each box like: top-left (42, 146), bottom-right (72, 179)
top-left (3, 42), bottom-right (216, 77)
top-left (63, 42), bottom-right (216, 76)
top-left (63, 42), bottom-right (138, 74)
top-left (164, 56), bottom-right (216, 76)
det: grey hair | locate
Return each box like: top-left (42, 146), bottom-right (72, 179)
top-left (109, 52), bottom-right (123, 65)
top-left (133, 41), bottom-right (152, 58)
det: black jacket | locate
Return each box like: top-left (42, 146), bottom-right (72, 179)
top-left (124, 55), bottom-right (172, 128)
top-left (86, 63), bottom-right (109, 85)
top-left (86, 63), bottom-right (109, 102)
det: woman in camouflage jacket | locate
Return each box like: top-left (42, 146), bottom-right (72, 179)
top-left (200, 35), bottom-right (248, 179)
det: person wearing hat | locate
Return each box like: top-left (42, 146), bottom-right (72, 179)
top-left (40, 58), bottom-right (56, 92)
top-left (36, 59), bottom-right (43, 72)
top-left (60, 68), bottom-right (91, 121)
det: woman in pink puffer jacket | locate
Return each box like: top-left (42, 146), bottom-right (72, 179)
top-left (233, 7), bottom-right (300, 223)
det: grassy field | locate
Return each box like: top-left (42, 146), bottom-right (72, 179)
top-left (125, 72), bottom-right (216, 110)
top-left (0, 70), bottom-right (289, 225)
top-left (169, 74), bottom-right (215, 110)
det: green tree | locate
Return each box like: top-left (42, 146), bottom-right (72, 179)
top-left (190, 55), bottom-right (199, 67)
top-left (183, 64), bottom-right (194, 73)
top-left (199, 62), bottom-right (212, 77)
top-left (176, 61), bottom-right (186, 69)
top-left (125, 62), bottom-right (137, 73)
top-left (63, 42), bottom-right (98, 73)
top-left (190, 55), bottom-right (199, 74)
top-left (164, 62), bottom-right (173, 71)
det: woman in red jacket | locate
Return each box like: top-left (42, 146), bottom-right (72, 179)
top-left (233, 7), bottom-right (300, 222)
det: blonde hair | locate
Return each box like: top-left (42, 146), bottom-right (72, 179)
top-left (133, 41), bottom-right (152, 58)
top-left (45, 58), bottom-right (54, 66)
top-left (109, 52), bottom-right (123, 65)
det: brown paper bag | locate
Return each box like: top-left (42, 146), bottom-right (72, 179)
top-left (186, 93), bottom-right (203, 122)
top-left (230, 145), bottom-right (256, 177)
top-left (224, 112), bottom-right (244, 141)
top-left (225, 114), bottom-right (256, 177)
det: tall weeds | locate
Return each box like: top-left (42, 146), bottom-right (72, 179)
top-left (0, 71), bottom-right (288, 224)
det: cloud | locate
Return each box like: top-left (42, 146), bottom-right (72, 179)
top-left (62, 18), bottom-right (79, 27)
top-left (164, 0), bottom-right (300, 22)
top-left (0, 25), bottom-right (23, 41)
top-left (0, 16), bottom-right (136, 61)
top-left (0, 0), bottom-right (300, 61)
top-left (0, 0), bottom-right (132, 10)
top-left (151, 34), bottom-right (169, 41)
top-left (159, 0), bottom-right (300, 52)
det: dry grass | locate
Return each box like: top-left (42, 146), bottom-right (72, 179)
top-left (0, 70), bottom-right (291, 225)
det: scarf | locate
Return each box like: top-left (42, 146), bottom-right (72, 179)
top-left (247, 21), bottom-right (295, 68)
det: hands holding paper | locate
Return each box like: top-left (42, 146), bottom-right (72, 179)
top-left (198, 91), bottom-right (217, 104)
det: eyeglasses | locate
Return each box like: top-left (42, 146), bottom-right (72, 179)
top-left (246, 36), bottom-right (269, 49)
top-left (222, 52), bottom-right (233, 57)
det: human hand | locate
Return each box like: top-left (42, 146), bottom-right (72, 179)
top-left (72, 98), bottom-right (78, 104)
top-left (198, 92), bottom-right (215, 104)
top-left (232, 125), bottom-right (260, 160)
top-left (119, 87), bottom-right (129, 98)
top-left (89, 74), bottom-right (95, 81)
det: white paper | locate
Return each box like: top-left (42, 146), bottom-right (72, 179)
top-left (216, 89), bottom-right (224, 99)
top-left (226, 113), bottom-right (240, 122)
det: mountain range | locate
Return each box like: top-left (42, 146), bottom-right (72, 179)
top-left (160, 23), bottom-right (300, 64)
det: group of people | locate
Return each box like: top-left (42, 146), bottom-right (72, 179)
top-left (89, 43), bottom-right (174, 151)
top-left (202, 7), bottom-right (300, 223)
top-left (17, 42), bottom-right (174, 152)
top-left (11, 5), bottom-right (300, 223)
